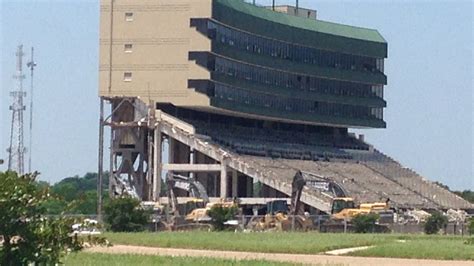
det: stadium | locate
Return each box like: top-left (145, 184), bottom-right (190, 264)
top-left (97, 0), bottom-right (473, 217)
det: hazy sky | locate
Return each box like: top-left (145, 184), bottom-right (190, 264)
top-left (1, 0), bottom-right (472, 190)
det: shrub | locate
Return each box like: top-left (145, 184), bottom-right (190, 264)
top-left (0, 171), bottom-right (82, 265)
top-left (104, 197), bottom-right (149, 232)
top-left (468, 217), bottom-right (474, 236)
top-left (352, 213), bottom-right (379, 233)
top-left (207, 205), bottom-right (238, 231)
top-left (465, 238), bottom-right (474, 245)
top-left (424, 211), bottom-right (448, 235)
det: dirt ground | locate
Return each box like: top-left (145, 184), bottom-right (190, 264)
top-left (86, 245), bottom-right (474, 266)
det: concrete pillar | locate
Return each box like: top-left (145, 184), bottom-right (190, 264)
top-left (189, 148), bottom-right (195, 179)
top-left (152, 125), bottom-right (162, 201)
top-left (232, 170), bottom-right (238, 197)
top-left (220, 164), bottom-right (228, 199)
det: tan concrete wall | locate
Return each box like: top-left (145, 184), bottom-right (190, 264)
top-left (268, 5), bottom-right (317, 20)
top-left (99, 0), bottom-right (212, 106)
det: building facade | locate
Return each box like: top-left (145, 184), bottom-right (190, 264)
top-left (100, 0), bottom-right (388, 129)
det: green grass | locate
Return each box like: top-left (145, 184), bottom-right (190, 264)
top-left (104, 231), bottom-right (396, 254)
top-left (64, 253), bottom-right (299, 266)
top-left (103, 232), bottom-right (474, 260)
top-left (350, 237), bottom-right (474, 260)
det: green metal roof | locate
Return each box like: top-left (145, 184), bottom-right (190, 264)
top-left (215, 0), bottom-right (386, 43)
top-left (212, 0), bottom-right (388, 58)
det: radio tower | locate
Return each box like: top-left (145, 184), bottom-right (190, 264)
top-left (7, 45), bottom-right (27, 175)
top-left (27, 47), bottom-right (37, 173)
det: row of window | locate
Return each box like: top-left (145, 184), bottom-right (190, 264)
top-left (213, 83), bottom-right (383, 120)
top-left (208, 20), bottom-right (384, 73)
top-left (214, 57), bottom-right (384, 98)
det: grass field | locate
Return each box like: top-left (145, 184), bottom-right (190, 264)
top-left (104, 231), bottom-right (393, 254)
top-left (103, 232), bottom-right (474, 260)
top-left (349, 237), bottom-right (474, 260)
top-left (64, 253), bottom-right (300, 266)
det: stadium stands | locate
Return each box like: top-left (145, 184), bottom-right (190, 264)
top-left (176, 117), bottom-right (472, 210)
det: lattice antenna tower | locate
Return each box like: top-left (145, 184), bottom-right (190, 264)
top-left (27, 47), bottom-right (37, 173)
top-left (7, 45), bottom-right (27, 175)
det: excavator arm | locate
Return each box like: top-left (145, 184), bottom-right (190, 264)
top-left (165, 173), bottom-right (211, 226)
top-left (289, 170), bottom-right (306, 216)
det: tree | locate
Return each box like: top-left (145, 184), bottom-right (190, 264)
top-left (41, 172), bottom-right (109, 215)
top-left (433, 181), bottom-right (450, 191)
top-left (424, 211), bottom-right (448, 235)
top-left (454, 190), bottom-right (474, 203)
top-left (0, 171), bottom-right (82, 265)
top-left (104, 197), bottom-right (149, 232)
top-left (352, 213), bottom-right (379, 233)
top-left (207, 205), bottom-right (238, 231)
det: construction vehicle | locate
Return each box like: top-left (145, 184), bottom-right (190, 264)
top-left (165, 173), bottom-right (209, 229)
top-left (319, 197), bottom-right (393, 232)
top-left (331, 197), bottom-right (394, 223)
top-left (166, 173), bottom-right (237, 230)
top-left (249, 171), bottom-right (313, 231)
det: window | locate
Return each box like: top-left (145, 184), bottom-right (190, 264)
top-left (125, 12), bottom-right (134, 22)
top-left (123, 72), bottom-right (132, 82)
top-left (124, 44), bottom-right (133, 53)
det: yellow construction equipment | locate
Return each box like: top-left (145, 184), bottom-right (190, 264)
top-left (185, 199), bottom-right (237, 223)
top-left (165, 173), bottom-right (237, 229)
top-left (249, 171), bottom-right (313, 231)
top-left (331, 197), bottom-right (392, 221)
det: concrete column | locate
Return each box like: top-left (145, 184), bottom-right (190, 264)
top-left (232, 170), bottom-right (238, 197)
top-left (97, 98), bottom-right (104, 222)
top-left (220, 164), bottom-right (228, 199)
top-left (189, 148), bottom-right (195, 179)
top-left (152, 125), bottom-right (162, 201)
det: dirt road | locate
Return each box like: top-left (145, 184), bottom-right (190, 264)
top-left (86, 245), bottom-right (473, 266)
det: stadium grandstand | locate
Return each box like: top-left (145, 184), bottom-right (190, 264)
top-left (98, 0), bottom-right (473, 213)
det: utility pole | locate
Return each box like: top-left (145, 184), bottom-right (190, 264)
top-left (7, 45), bottom-right (27, 175)
top-left (27, 47), bottom-right (37, 173)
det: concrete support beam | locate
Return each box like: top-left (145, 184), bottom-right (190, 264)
top-left (152, 125), bottom-right (162, 201)
top-left (162, 163), bottom-right (221, 172)
top-left (189, 148), bottom-right (195, 179)
top-left (220, 164), bottom-right (228, 198)
top-left (232, 170), bottom-right (238, 197)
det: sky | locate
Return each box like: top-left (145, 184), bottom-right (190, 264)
top-left (1, 0), bottom-right (472, 190)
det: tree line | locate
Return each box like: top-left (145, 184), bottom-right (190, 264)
top-left (39, 172), bottom-right (109, 215)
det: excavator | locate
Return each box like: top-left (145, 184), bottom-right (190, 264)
top-left (165, 173), bottom-right (237, 230)
top-left (249, 171), bottom-right (313, 231)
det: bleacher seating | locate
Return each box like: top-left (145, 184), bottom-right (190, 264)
top-left (185, 119), bottom-right (368, 161)
top-left (362, 151), bottom-right (472, 209)
top-left (177, 118), bottom-right (473, 210)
